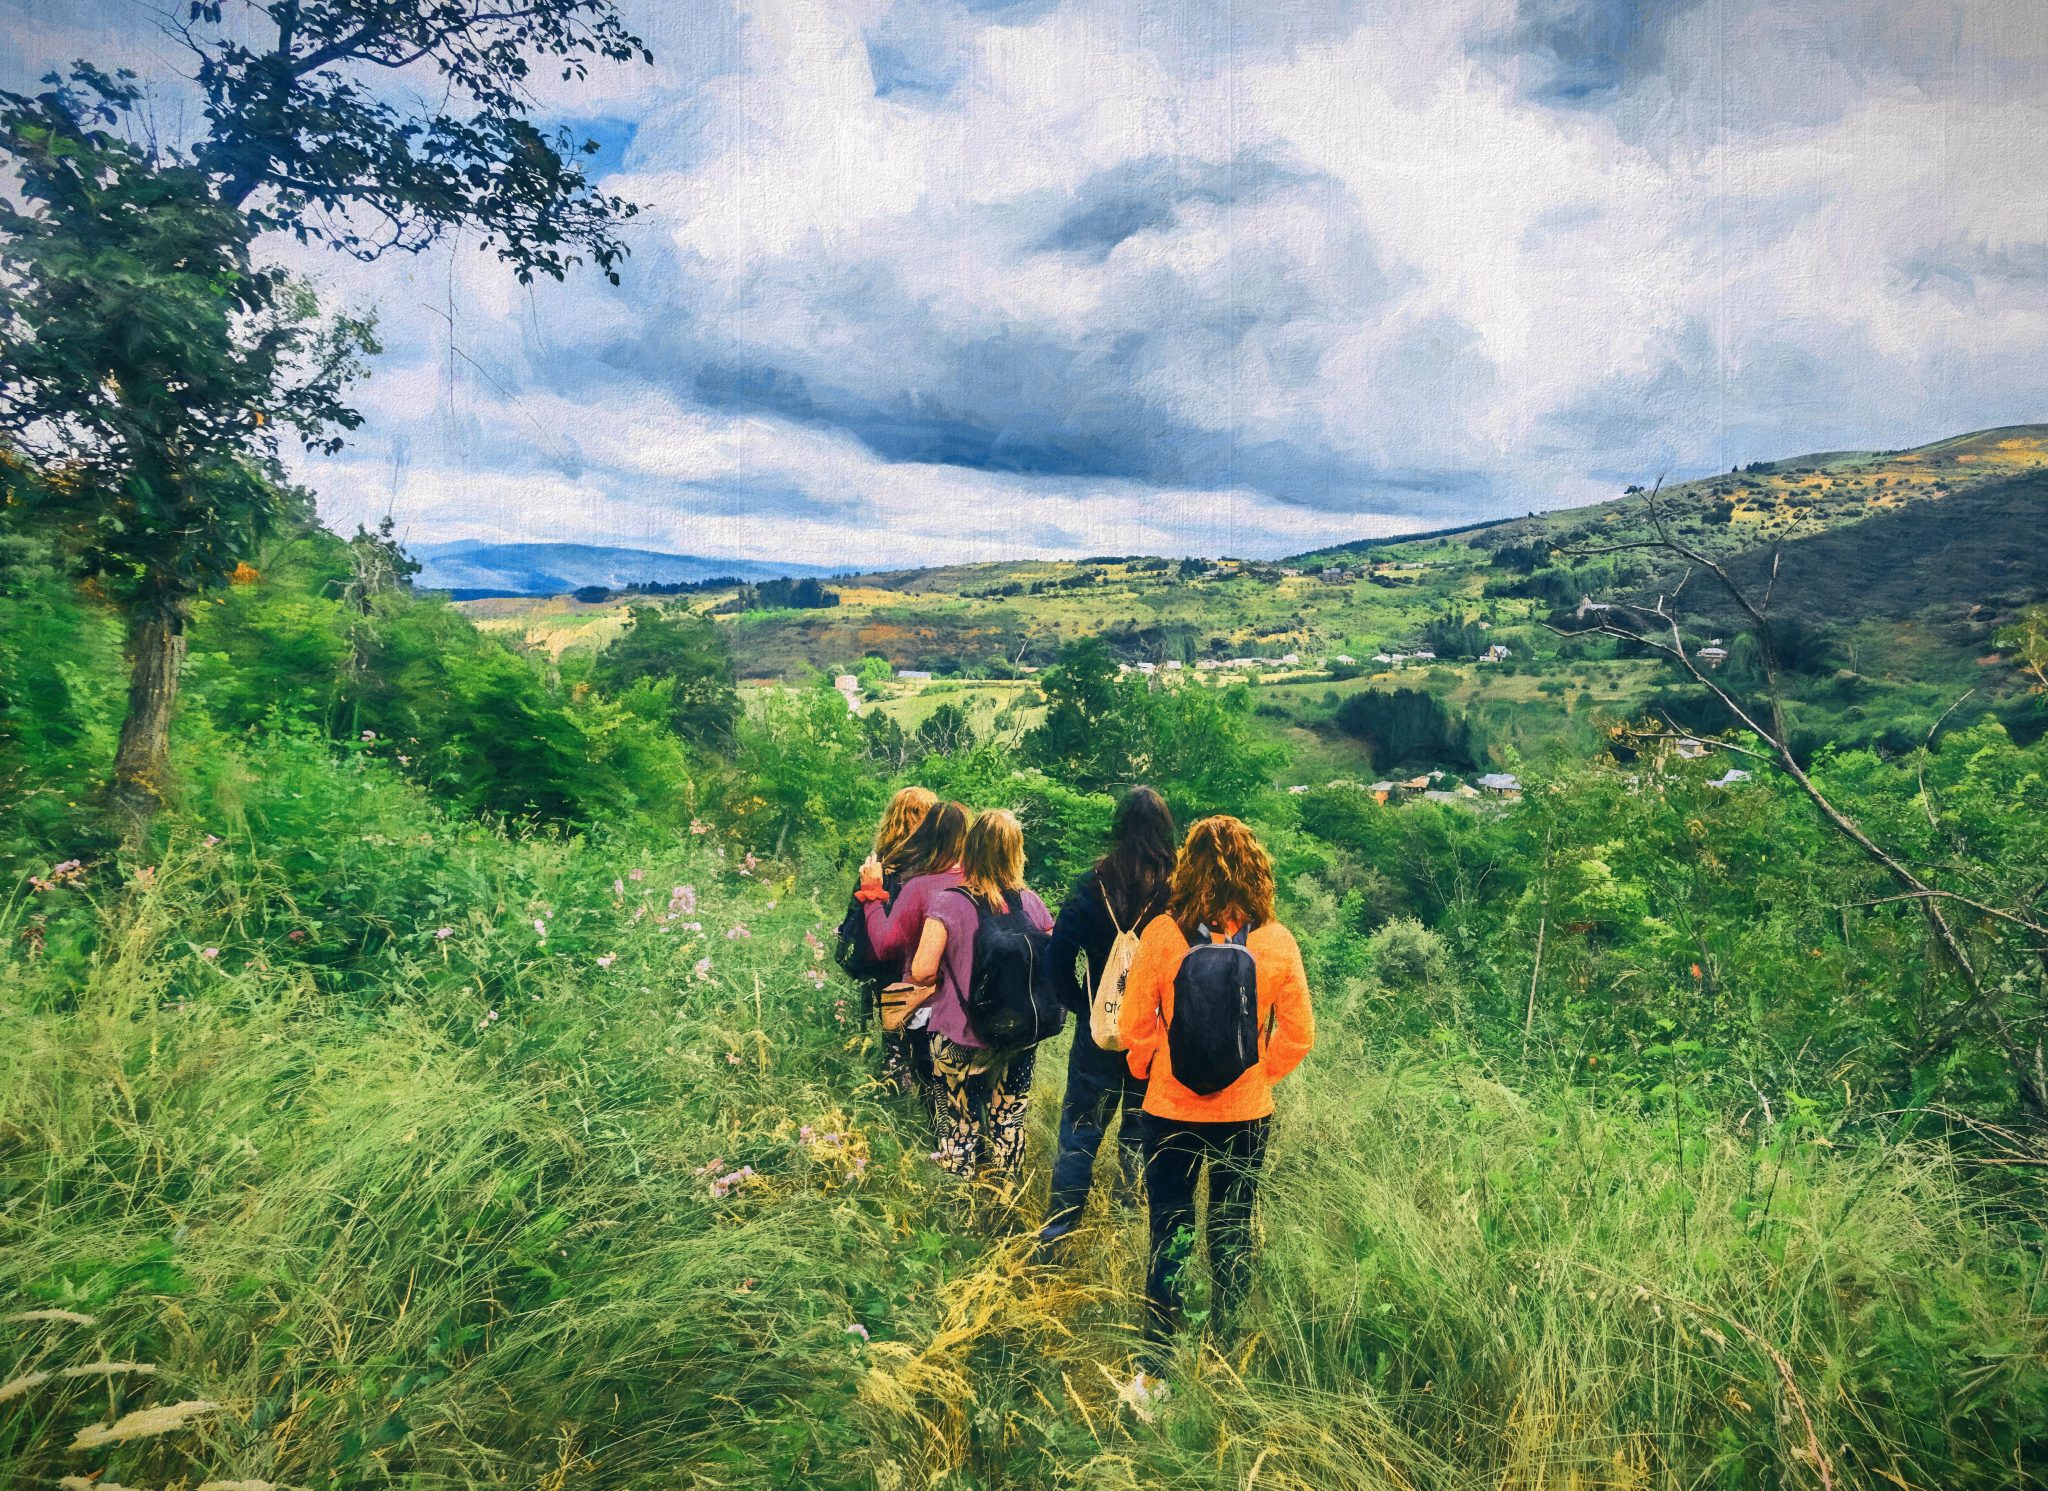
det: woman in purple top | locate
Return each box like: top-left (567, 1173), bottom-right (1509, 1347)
top-left (859, 801), bottom-right (970, 973)
top-left (909, 809), bottom-right (1054, 1176)
top-left (855, 801), bottom-right (970, 1111)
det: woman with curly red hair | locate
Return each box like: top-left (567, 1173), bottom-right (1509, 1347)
top-left (1117, 814), bottom-right (1315, 1378)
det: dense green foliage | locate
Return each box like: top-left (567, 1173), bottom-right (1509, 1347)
top-left (2, 518), bottom-right (2045, 1487)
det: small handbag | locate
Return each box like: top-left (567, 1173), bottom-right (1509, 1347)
top-left (879, 980), bottom-right (937, 1034)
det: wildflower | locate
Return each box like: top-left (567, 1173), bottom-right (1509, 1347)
top-left (204, 835), bottom-right (222, 848)
top-left (361, 730), bottom-right (376, 741)
top-left (726, 1051), bottom-right (742, 1066)
top-left (804, 968), bottom-right (828, 989)
top-left (694, 957), bottom-right (714, 978)
top-left (741, 852), bottom-right (759, 876)
top-left (596, 953), bottom-right (617, 969)
top-left (800, 1124), bottom-right (816, 1143)
top-left (671, 885), bottom-right (698, 915)
top-left (690, 818), bottom-right (711, 835)
top-left (486, 1009), bottom-right (500, 1023)
top-left (844, 1322), bottom-right (870, 1342)
top-left (612, 877), bottom-right (625, 897)
top-left (201, 947), bottom-right (220, 960)
top-left (533, 918), bottom-right (547, 939)
top-left (30, 859), bottom-right (86, 893)
top-left (397, 753), bottom-right (411, 765)
top-left (726, 924), bottom-right (751, 941)
top-left (288, 929), bottom-right (306, 942)
top-left (134, 866), bottom-right (155, 888)
top-left (434, 926), bottom-right (455, 940)
top-left (629, 868), bottom-right (645, 882)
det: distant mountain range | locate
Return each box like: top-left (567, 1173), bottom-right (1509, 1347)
top-left (412, 541), bottom-right (837, 597)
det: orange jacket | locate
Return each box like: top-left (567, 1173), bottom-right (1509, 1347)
top-left (1118, 916), bottom-right (1315, 1122)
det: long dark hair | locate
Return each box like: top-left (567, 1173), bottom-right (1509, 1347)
top-left (896, 800), bottom-right (971, 881)
top-left (1095, 786), bottom-right (1176, 926)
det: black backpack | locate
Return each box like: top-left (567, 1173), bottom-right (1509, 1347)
top-left (1167, 926), bottom-right (1261, 1095)
top-left (951, 888), bottom-right (1064, 1051)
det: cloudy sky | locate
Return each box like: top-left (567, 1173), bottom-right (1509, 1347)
top-left (5, 1), bottom-right (2047, 568)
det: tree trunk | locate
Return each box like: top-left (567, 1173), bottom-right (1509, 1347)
top-left (110, 606), bottom-right (188, 845)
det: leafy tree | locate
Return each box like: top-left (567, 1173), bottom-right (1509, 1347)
top-left (591, 606), bottom-right (739, 750)
top-left (5, 3), bottom-right (649, 833)
top-left (915, 701), bottom-right (977, 759)
top-left (1127, 682), bottom-right (1279, 822)
top-left (1334, 688), bottom-right (1474, 771)
top-left (1997, 604), bottom-right (2048, 695)
top-left (179, 0), bottom-right (647, 282)
top-left (0, 75), bottom-right (375, 834)
top-left (1023, 637), bottom-right (1140, 791)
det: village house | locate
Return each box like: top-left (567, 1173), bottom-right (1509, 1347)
top-left (896, 669), bottom-right (933, 681)
top-left (832, 674), bottom-right (862, 715)
top-left (1477, 772), bottom-right (1522, 798)
top-left (1481, 643), bottom-right (1511, 663)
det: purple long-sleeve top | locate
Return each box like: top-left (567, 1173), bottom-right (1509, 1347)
top-left (863, 868), bottom-right (964, 979)
top-left (924, 885), bottom-right (1054, 1049)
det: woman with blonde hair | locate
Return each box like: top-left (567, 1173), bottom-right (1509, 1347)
top-left (909, 809), bottom-right (1057, 1176)
top-left (837, 787), bottom-right (939, 1095)
top-left (1118, 814), bottom-right (1314, 1378)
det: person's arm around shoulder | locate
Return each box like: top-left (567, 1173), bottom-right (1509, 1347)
top-left (1259, 922), bottom-right (1316, 1084)
top-left (909, 915), bottom-right (947, 987)
top-left (1118, 916), bottom-right (1181, 1079)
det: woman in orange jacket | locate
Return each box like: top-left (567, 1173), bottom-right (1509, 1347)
top-left (1118, 815), bottom-right (1314, 1372)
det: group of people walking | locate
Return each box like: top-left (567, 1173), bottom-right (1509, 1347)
top-left (836, 785), bottom-right (1316, 1372)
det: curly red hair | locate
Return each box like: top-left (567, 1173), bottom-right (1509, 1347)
top-left (1168, 815), bottom-right (1275, 936)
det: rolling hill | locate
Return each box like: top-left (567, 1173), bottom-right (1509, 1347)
top-left (413, 540), bottom-right (837, 597)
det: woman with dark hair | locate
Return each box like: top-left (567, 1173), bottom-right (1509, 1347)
top-left (855, 800), bottom-right (972, 1105)
top-left (1037, 786), bottom-right (1178, 1248)
top-left (1118, 814), bottom-right (1314, 1382)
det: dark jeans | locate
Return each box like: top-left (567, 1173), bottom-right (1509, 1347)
top-left (1044, 1032), bottom-right (1145, 1231)
top-left (1139, 1112), bottom-right (1269, 1356)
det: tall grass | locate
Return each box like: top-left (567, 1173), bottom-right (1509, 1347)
top-left (2, 781), bottom-right (2044, 1487)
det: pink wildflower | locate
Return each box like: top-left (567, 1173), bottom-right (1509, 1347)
top-left (629, 868), bottom-right (645, 882)
top-left (694, 957), bottom-right (714, 978)
top-left (434, 926), bottom-right (455, 940)
top-left (726, 924), bottom-right (751, 941)
top-left (844, 1322), bottom-right (870, 1342)
top-left (596, 953), bottom-right (617, 969)
top-left (201, 946), bottom-right (220, 960)
top-left (533, 918), bottom-right (547, 939)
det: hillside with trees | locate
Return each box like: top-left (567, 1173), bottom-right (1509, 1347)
top-left (2, 12), bottom-right (2046, 1488)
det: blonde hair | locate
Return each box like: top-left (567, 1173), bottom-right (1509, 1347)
top-left (1169, 815), bottom-right (1276, 936)
top-left (873, 786), bottom-right (938, 871)
top-left (960, 809), bottom-right (1026, 908)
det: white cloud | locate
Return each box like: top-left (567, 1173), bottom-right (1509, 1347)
top-left (7, 0), bottom-right (2046, 562)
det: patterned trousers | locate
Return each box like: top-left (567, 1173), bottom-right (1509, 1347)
top-left (929, 1034), bottom-right (1037, 1177)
